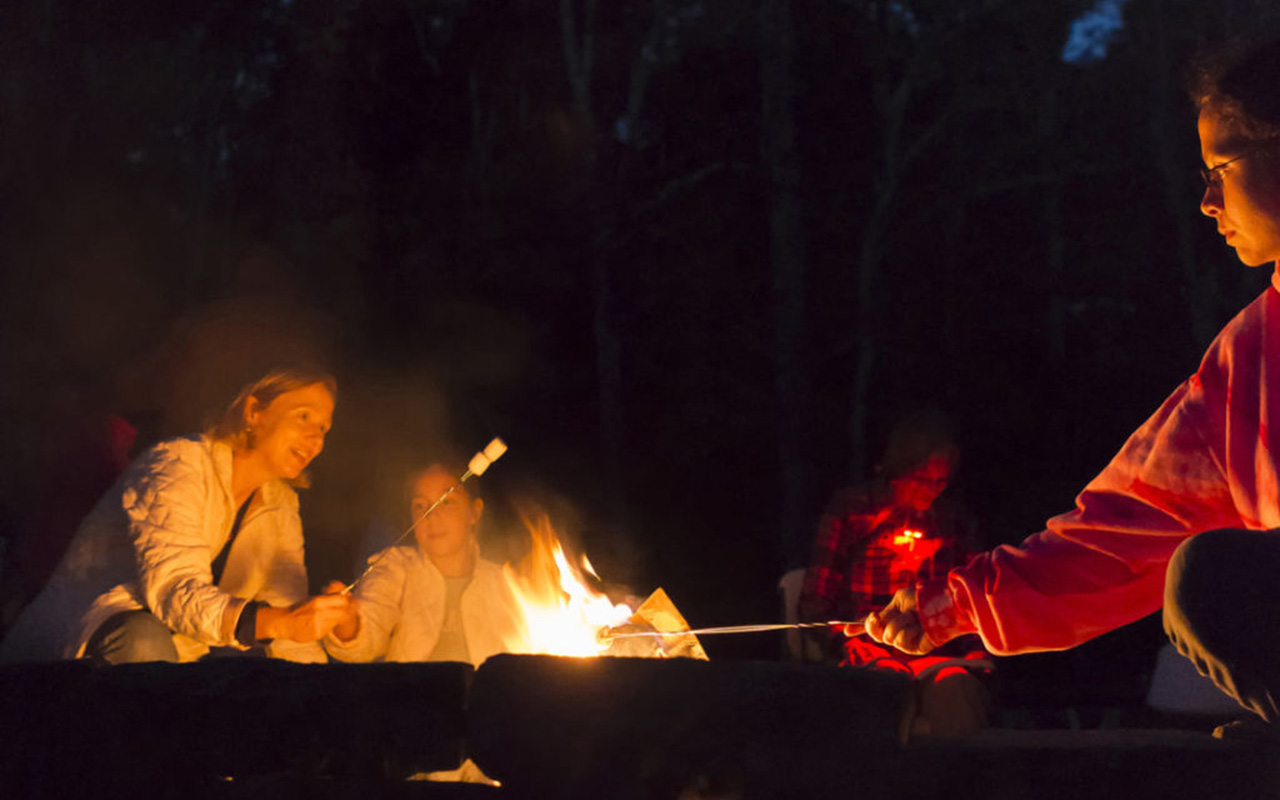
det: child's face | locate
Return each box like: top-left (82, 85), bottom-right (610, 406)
top-left (410, 467), bottom-right (482, 564)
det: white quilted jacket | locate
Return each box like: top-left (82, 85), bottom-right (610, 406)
top-left (0, 435), bottom-right (325, 663)
top-left (323, 544), bottom-right (526, 666)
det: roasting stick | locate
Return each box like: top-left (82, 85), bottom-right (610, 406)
top-left (599, 618), bottom-right (870, 641)
top-left (341, 438), bottom-right (508, 594)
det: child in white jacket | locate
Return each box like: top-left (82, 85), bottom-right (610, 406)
top-left (324, 464), bottom-right (526, 666)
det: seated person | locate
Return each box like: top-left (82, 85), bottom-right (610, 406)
top-left (0, 367), bottom-right (352, 664)
top-left (799, 412), bottom-right (991, 736)
top-left (324, 463), bottom-right (525, 666)
top-left (864, 39), bottom-right (1280, 740)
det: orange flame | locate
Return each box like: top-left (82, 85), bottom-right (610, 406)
top-left (502, 511), bottom-right (634, 657)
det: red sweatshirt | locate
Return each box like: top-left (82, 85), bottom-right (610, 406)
top-left (919, 271), bottom-right (1280, 655)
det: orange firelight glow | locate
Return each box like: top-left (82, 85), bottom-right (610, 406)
top-left (502, 511), bottom-right (635, 657)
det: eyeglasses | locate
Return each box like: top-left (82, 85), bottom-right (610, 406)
top-left (1201, 153), bottom-right (1250, 189)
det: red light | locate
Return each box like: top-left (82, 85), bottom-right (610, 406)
top-left (892, 528), bottom-right (924, 548)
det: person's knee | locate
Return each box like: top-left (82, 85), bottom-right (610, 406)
top-left (1165, 528), bottom-right (1247, 618)
top-left (1164, 527), bottom-right (1280, 660)
top-left (913, 671), bottom-right (989, 738)
top-left (1169, 527), bottom-right (1245, 574)
top-left (88, 611), bottom-right (178, 664)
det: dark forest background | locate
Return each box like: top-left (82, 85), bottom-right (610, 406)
top-left (3, 0), bottom-right (1280, 671)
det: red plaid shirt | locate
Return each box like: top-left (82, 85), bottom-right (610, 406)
top-left (799, 481), bottom-right (983, 665)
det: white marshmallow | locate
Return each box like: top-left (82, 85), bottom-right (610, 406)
top-left (468, 452), bottom-right (492, 476)
top-left (483, 438), bottom-right (508, 462)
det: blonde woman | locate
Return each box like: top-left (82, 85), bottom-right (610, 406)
top-left (0, 368), bottom-right (352, 664)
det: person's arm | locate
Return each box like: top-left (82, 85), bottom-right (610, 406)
top-left (127, 445), bottom-right (350, 656)
top-left (906, 368), bottom-right (1241, 656)
top-left (125, 443), bottom-right (250, 647)
top-left (255, 597), bottom-right (351, 643)
top-left (244, 499), bottom-right (347, 660)
top-left (322, 549), bottom-right (404, 662)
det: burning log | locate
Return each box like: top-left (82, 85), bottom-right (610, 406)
top-left (467, 653), bottom-right (912, 798)
top-left (599, 587), bottom-right (709, 659)
top-left (503, 509), bottom-right (642, 656)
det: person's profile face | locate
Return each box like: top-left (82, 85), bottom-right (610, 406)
top-left (1199, 108), bottom-right (1280, 267)
top-left (890, 455), bottom-right (953, 512)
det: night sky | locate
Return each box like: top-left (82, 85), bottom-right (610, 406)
top-left (2, 0), bottom-right (1279, 664)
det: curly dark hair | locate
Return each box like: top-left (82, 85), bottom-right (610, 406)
top-left (1191, 37), bottom-right (1280, 143)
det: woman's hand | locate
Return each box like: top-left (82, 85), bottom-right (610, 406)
top-left (323, 580), bottom-right (361, 642)
top-left (861, 586), bottom-right (937, 655)
top-left (256, 591), bottom-right (356, 643)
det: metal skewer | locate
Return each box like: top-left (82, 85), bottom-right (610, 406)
top-left (598, 618), bottom-right (869, 641)
top-left (342, 438), bottom-right (507, 594)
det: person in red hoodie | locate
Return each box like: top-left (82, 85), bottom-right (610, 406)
top-left (863, 38), bottom-right (1280, 738)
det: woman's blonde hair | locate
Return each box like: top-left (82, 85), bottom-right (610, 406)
top-left (208, 367), bottom-right (338, 464)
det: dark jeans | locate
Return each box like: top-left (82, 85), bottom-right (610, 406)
top-left (83, 610), bottom-right (179, 664)
top-left (1164, 528), bottom-right (1280, 723)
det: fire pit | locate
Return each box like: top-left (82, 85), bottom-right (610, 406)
top-left (467, 653), bottom-right (912, 798)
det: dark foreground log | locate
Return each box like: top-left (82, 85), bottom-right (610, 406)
top-left (467, 654), bottom-right (913, 799)
top-left (3, 656), bottom-right (1276, 799)
top-left (903, 728), bottom-right (1280, 800)
top-left (0, 659), bottom-right (471, 784)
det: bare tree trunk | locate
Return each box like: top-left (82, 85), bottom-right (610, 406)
top-left (847, 48), bottom-right (919, 482)
top-left (760, 0), bottom-right (810, 566)
top-left (847, 130), bottom-right (902, 481)
top-left (845, 31), bottom-right (956, 482)
top-left (560, 0), bottom-right (629, 517)
top-left (1037, 83), bottom-right (1075, 459)
top-left (1039, 87), bottom-right (1067, 363)
top-left (1138, 0), bottom-right (1218, 347)
top-left (560, 0), bottom-right (596, 120)
top-left (465, 68), bottom-right (497, 199)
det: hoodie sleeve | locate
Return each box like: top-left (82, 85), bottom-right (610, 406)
top-left (921, 337), bottom-right (1246, 655)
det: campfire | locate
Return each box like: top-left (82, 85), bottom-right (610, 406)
top-left (502, 510), bottom-right (707, 660)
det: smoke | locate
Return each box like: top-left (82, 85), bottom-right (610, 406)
top-left (0, 180), bottom-right (647, 605)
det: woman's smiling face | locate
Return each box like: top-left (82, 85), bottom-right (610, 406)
top-left (244, 381), bottom-right (334, 480)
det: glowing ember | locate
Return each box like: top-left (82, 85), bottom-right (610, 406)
top-left (503, 511), bottom-right (635, 657)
